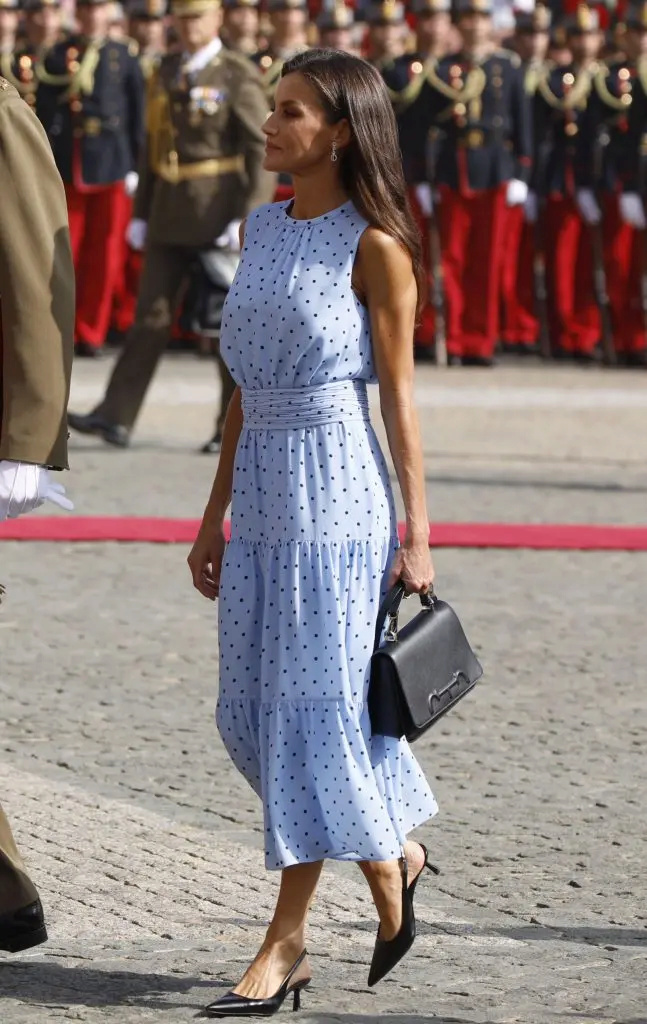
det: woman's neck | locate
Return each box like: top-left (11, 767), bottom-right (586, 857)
top-left (289, 180), bottom-right (350, 221)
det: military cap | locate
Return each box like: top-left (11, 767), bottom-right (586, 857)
top-left (454, 0), bottom-right (493, 15)
top-left (222, 0), bottom-right (258, 8)
top-left (565, 3), bottom-right (600, 33)
top-left (411, 0), bottom-right (450, 12)
top-left (127, 0), bottom-right (167, 17)
top-left (515, 3), bottom-right (551, 32)
top-left (317, 2), bottom-right (353, 30)
top-left (364, 0), bottom-right (405, 25)
top-left (266, 0), bottom-right (307, 10)
top-left (0, 0), bottom-right (21, 8)
top-left (171, 0), bottom-right (220, 14)
top-left (22, 0), bottom-right (61, 10)
top-left (625, 0), bottom-right (647, 28)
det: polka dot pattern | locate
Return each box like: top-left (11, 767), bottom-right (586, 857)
top-left (217, 200), bottom-right (438, 871)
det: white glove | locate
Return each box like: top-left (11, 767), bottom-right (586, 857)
top-left (619, 192), bottom-right (646, 229)
top-left (0, 461), bottom-right (74, 521)
top-left (124, 171), bottom-right (139, 198)
top-left (126, 218), bottom-right (147, 251)
top-left (214, 219), bottom-right (242, 253)
top-left (506, 178), bottom-right (529, 207)
top-left (576, 189), bottom-right (602, 225)
top-left (524, 190), bottom-right (538, 223)
top-left (414, 183), bottom-right (433, 217)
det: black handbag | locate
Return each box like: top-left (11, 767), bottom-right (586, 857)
top-left (368, 582), bottom-right (483, 742)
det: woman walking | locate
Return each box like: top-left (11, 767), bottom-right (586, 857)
top-left (188, 48), bottom-right (438, 1017)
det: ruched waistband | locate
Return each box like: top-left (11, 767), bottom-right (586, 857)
top-left (241, 380), bottom-right (370, 430)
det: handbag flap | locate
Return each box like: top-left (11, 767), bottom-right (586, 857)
top-left (374, 599), bottom-right (483, 731)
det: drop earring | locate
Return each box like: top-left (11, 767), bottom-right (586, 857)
top-left (331, 140), bottom-right (338, 163)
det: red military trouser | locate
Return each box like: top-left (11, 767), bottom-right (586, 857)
top-left (65, 181), bottom-right (130, 349)
top-left (544, 195), bottom-right (600, 355)
top-left (111, 192), bottom-right (143, 335)
top-left (602, 194), bottom-right (646, 357)
top-left (437, 184), bottom-right (508, 359)
top-left (408, 187), bottom-right (435, 349)
top-left (500, 205), bottom-right (539, 348)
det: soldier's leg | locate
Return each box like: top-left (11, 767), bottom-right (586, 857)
top-left (436, 185), bottom-right (470, 359)
top-left (461, 185), bottom-right (508, 359)
top-left (572, 212), bottom-right (601, 356)
top-left (545, 196), bottom-right (577, 354)
top-left (627, 228), bottom-right (647, 359)
top-left (75, 186), bottom-right (131, 350)
top-left (96, 245), bottom-right (190, 430)
top-left (0, 802), bottom-right (39, 913)
top-left (601, 193), bottom-right (632, 357)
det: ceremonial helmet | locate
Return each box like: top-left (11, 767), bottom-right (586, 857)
top-left (453, 0), bottom-right (493, 15)
top-left (514, 3), bottom-right (551, 33)
top-left (564, 3), bottom-right (600, 34)
top-left (127, 0), bottom-right (167, 17)
top-left (625, 0), bottom-right (647, 29)
top-left (410, 0), bottom-right (451, 14)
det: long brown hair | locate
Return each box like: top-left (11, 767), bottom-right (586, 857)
top-left (281, 48), bottom-right (426, 319)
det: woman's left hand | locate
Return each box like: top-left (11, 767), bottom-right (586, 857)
top-left (388, 538), bottom-right (435, 594)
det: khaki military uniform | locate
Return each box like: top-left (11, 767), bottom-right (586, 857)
top-left (0, 77), bottom-right (74, 914)
top-left (96, 45), bottom-right (275, 431)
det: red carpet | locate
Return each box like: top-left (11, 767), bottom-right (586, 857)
top-left (0, 517), bottom-right (646, 550)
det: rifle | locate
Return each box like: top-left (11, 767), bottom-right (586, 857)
top-left (591, 126), bottom-right (616, 365)
top-left (425, 127), bottom-right (447, 367)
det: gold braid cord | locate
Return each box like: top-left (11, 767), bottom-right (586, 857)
top-left (638, 55), bottom-right (647, 95)
top-left (386, 58), bottom-right (436, 109)
top-left (35, 40), bottom-right (103, 96)
top-left (536, 63), bottom-right (595, 110)
top-left (426, 62), bottom-right (486, 107)
top-left (593, 64), bottom-right (633, 110)
top-left (0, 52), bottom-right (28, 94)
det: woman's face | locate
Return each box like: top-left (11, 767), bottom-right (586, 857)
top-left (263, 71), bottom-right (345, 175)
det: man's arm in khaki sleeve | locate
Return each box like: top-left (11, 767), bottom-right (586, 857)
top-left (232, 68), bottom-right (277, 214)
top-left (0, 87), bottom-right (74, 470)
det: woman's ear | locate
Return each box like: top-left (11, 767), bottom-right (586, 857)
top-left (335, 118), bottom-right (352, 151)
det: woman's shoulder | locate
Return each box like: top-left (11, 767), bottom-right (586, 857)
top-left (247, 200), bottom-right (288, 226)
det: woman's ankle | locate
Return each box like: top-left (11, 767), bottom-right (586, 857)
top-left (263, 922), bottom-right (306, 953)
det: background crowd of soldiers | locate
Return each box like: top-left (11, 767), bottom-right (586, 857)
top-left (2, 0), bottom-right (647, 391)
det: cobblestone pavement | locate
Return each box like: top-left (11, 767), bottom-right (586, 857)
top-left (1, 356), bottom-right (646, 1023)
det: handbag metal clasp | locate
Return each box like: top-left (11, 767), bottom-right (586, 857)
top-left (384, 612), bottom-right (399, 642)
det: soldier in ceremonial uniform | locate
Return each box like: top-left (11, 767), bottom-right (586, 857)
top-left (534, 3), bottom-right (602, 359)
top-left (254, 0), bottom-right (308, 93)
top-left (111, 0), bottom-right (167, 338)
top-left (364, 0), bottom-right (406, 70)
top-left (36, 0), bottom-right (145, 356)
top-left (0, 0), bottom-right (19, 55)
top-left (499, 2), bottom-right (551, 355)
top-left (316, 1), bottom-right (356, 54)
top-left (0, 76), bottom-right (74, 954)
top-left (380, 0), bottom-right (453, 357)
top-left (578, 2), bottom-right (647, 364)
top-left (222, 0), bottom-right (259, 55)
top-left (127, 0), bottom-right (167, 76)
top-left (406, 0), bottom-right (532, 365)
top-left (68, 0), bottom-right (274, 448)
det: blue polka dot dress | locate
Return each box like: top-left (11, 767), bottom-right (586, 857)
top-left (217, 199), bottom-right (438, 870)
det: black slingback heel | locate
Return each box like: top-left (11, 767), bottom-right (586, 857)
top-left (203, 949), bottom-right (311, 1018)
top-left (367, 843), bottom-right (439, 987)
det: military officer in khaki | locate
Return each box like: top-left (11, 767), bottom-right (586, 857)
top-left (0, 77), bottom-right (74, 952)
top-left (68, 0), bottom-right (275, 447)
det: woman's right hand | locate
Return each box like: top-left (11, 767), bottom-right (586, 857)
top-left (188, 518), bottom-right (227, 601)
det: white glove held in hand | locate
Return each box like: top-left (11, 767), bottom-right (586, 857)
top-left (576, 189), bottom-right (602, 225)
top-left (619, 192), bottom-right (646, 229)
top-left (214, 219), bottom-right (243, 252)
top-left (414, 183), bottom-right (433, 217)
top-left (524, 190), bottom-right (538, 223)
top-left (0, 461), bottom-right (74, 521)
top-left (126, 218), bottom-right (147, 251)
top-left (506, 178), bottom-right (529, 207)
top-left (124, 171), bottom-right (139, 198)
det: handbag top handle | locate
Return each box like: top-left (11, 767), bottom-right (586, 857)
top-left (373, 582), bottom-right (436, 653)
